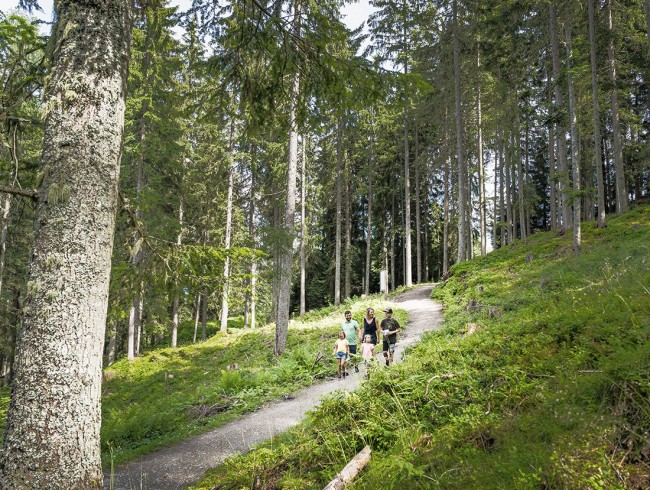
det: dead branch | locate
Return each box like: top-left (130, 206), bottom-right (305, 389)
top-left (323, 446), bottom-right (371, 490)
top-left (0, 185), bottom-right (37, 200)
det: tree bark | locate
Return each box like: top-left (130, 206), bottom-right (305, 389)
top-left (453, 0), bottom-right (467, 262)
top-left (334, 117), bottom-right (343, 306)
top-left (566, 21), bottom-right (581, 252)
top-left (220, 118), bottom-right (236, 332)
top-left (275, 0), bottom-right (301, 355)
top-left (550, 1), bottom-right (571, 231)
top-left (365, 131), bottom-right (374, 295)
top-left (0, 2), bottom-right (131, 487)
top-left (344, 147), bottom-right (352, 299)
top-left (415, 125), bottom-right (422, 282)
top-left (300, 137), bottom-right (307, 316)
top-left (588, 0), bottom-right (606, 228)
top-left (606, 0), bottom-right (628, 214)
top-left (477, 45), bottom-right (487, 256)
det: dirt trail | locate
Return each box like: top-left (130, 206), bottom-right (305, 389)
top-left (106, 285), bottom-right (443, 489)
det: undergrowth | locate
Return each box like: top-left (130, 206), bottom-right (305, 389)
top-left (100, 295), bottom-right (405, 466)
top-left (190, 206), bottom-right (649, 489)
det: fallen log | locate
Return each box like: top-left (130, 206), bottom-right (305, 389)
top-left (323, 445), bottom-right (371, 490)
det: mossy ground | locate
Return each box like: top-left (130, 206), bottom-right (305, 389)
top-left (189, 206), bottom-right (649, 489)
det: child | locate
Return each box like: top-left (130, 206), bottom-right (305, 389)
top-left (333, 331), bottom-right (350, 379)
top-left (361, 334), bottom-right (375, 363)
top-left (361, 334), bottom-right (375, 378)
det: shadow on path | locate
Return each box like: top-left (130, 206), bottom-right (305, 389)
top-left (105, 285), bottom-right (443, 490)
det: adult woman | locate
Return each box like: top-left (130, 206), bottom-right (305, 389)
top-left (362, 308), bottom-right (380, 346)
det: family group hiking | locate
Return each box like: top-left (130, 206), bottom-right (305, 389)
top-left (334, 307), bottom-right (401, 378)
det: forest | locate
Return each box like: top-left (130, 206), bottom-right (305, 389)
top-left (0, 0), bottom-right (648, 487)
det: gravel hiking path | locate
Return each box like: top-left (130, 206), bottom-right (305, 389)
top-left (106, 285), bottom-right (443, 490)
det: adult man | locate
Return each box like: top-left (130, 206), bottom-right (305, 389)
top-left (381, 308), bottom-right (401, 366)
top-left (341, 310), bottom-right (360, 373)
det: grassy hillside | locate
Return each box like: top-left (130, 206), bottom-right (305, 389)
top-left (191, 206), bottom-right (649, 489)
top-left (0, 296), bottom-right (406, 467)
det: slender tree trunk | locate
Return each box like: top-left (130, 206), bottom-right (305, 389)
top-left (505, 132), bottom-right (514, 244)
top-left (107, 323), bottom-right (117, 367)
top-left (0, 2), bottom-right (130, 487)
top-left (390, 197), bottom-right (396, 290)
top-left (403, 115), bottom-right (412, 287)
top-left (493, 136), bottom-right (498, 249)
top-left (588, 0), bottom-right (607, 228)
top-left (201, 289), bottom-right (207, 341)
top-left (220, 119), bottom-right (236, 332)
top-left (0, 195), bottom-right (11, 298)
top-left (275, 0), bottom-right (301, 355)
top-left (300, 137), bottom-right (307, 316)
top-left (193, 293), bottom-right (200, 343)
top-left (443, 145), bottom-right (450, 275)
top-left (365, 133), bottom-right (373, 295)
top-left (547, 60), bottom-right (558, 230)
top-left (646, 0), bottom-right (650, 59)
top-left (415, 126), bottom-right (422, 282)
top-left (244, 153), bottom-right (256, 328)
top-left (606, 0), bottom-right (628, 214)
top-left (499, 132), bottom-right (505, 247)
top-left (566, 22), bottom-right (581, 252)
top-left (334, 117), bottom-right (342, 306)
top-left (344, 148), bottom-right (352, 299)
top-left (477, 45), bottom-right (487, 256)
top-left (550, 1), bottom-right (571, 232)
top-left (171, 197), bottom-right (183, 348)
top-left (516, 113), bottom-right (526, 241)
top-left (453, 0), bottom-right (467, 262)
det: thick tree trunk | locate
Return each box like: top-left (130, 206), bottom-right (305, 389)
top-left (588, 0), bottom-right (607, 228)
top-left (566, 22), bottom-right (581, 252)
top-left (606, 0), bottom-right (628, 214)
top-left (275, 0), bottom-right (301, 355)
top-left (0, 2), bottom-right (130, 487)
top-left (453, 0), bottom-right (467, 262)
top-left (220, 119), bottom-right (236, 332)
top-left (550, 1), bottom-right (571, 232)
top-left (300, 137), bottom-right (307, 316)
top-left (334, 117), bottom-right (343, 306)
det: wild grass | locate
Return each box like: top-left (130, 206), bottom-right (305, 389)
top-left (190, 205), bottom-right (649, 489)
top-left (100, 295), bottom-right (404, 466)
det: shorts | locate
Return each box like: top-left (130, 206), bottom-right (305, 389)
top-left (349, 345), bottom-right (357, 355)
top-left (335, 352), bottom-right (347, 359)
top-left (383, 339), bottom-right (396, 353)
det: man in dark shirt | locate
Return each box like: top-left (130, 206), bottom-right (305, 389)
top-left (380, 308), bottom-right (400, 366)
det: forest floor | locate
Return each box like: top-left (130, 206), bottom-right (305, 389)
top-left (105, 285), bottom-right (443, 490)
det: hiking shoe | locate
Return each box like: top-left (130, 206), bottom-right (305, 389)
top-left (337, 374), bottom-right (341, 379)
top-left (354, 366), bottom-right (359, 373)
